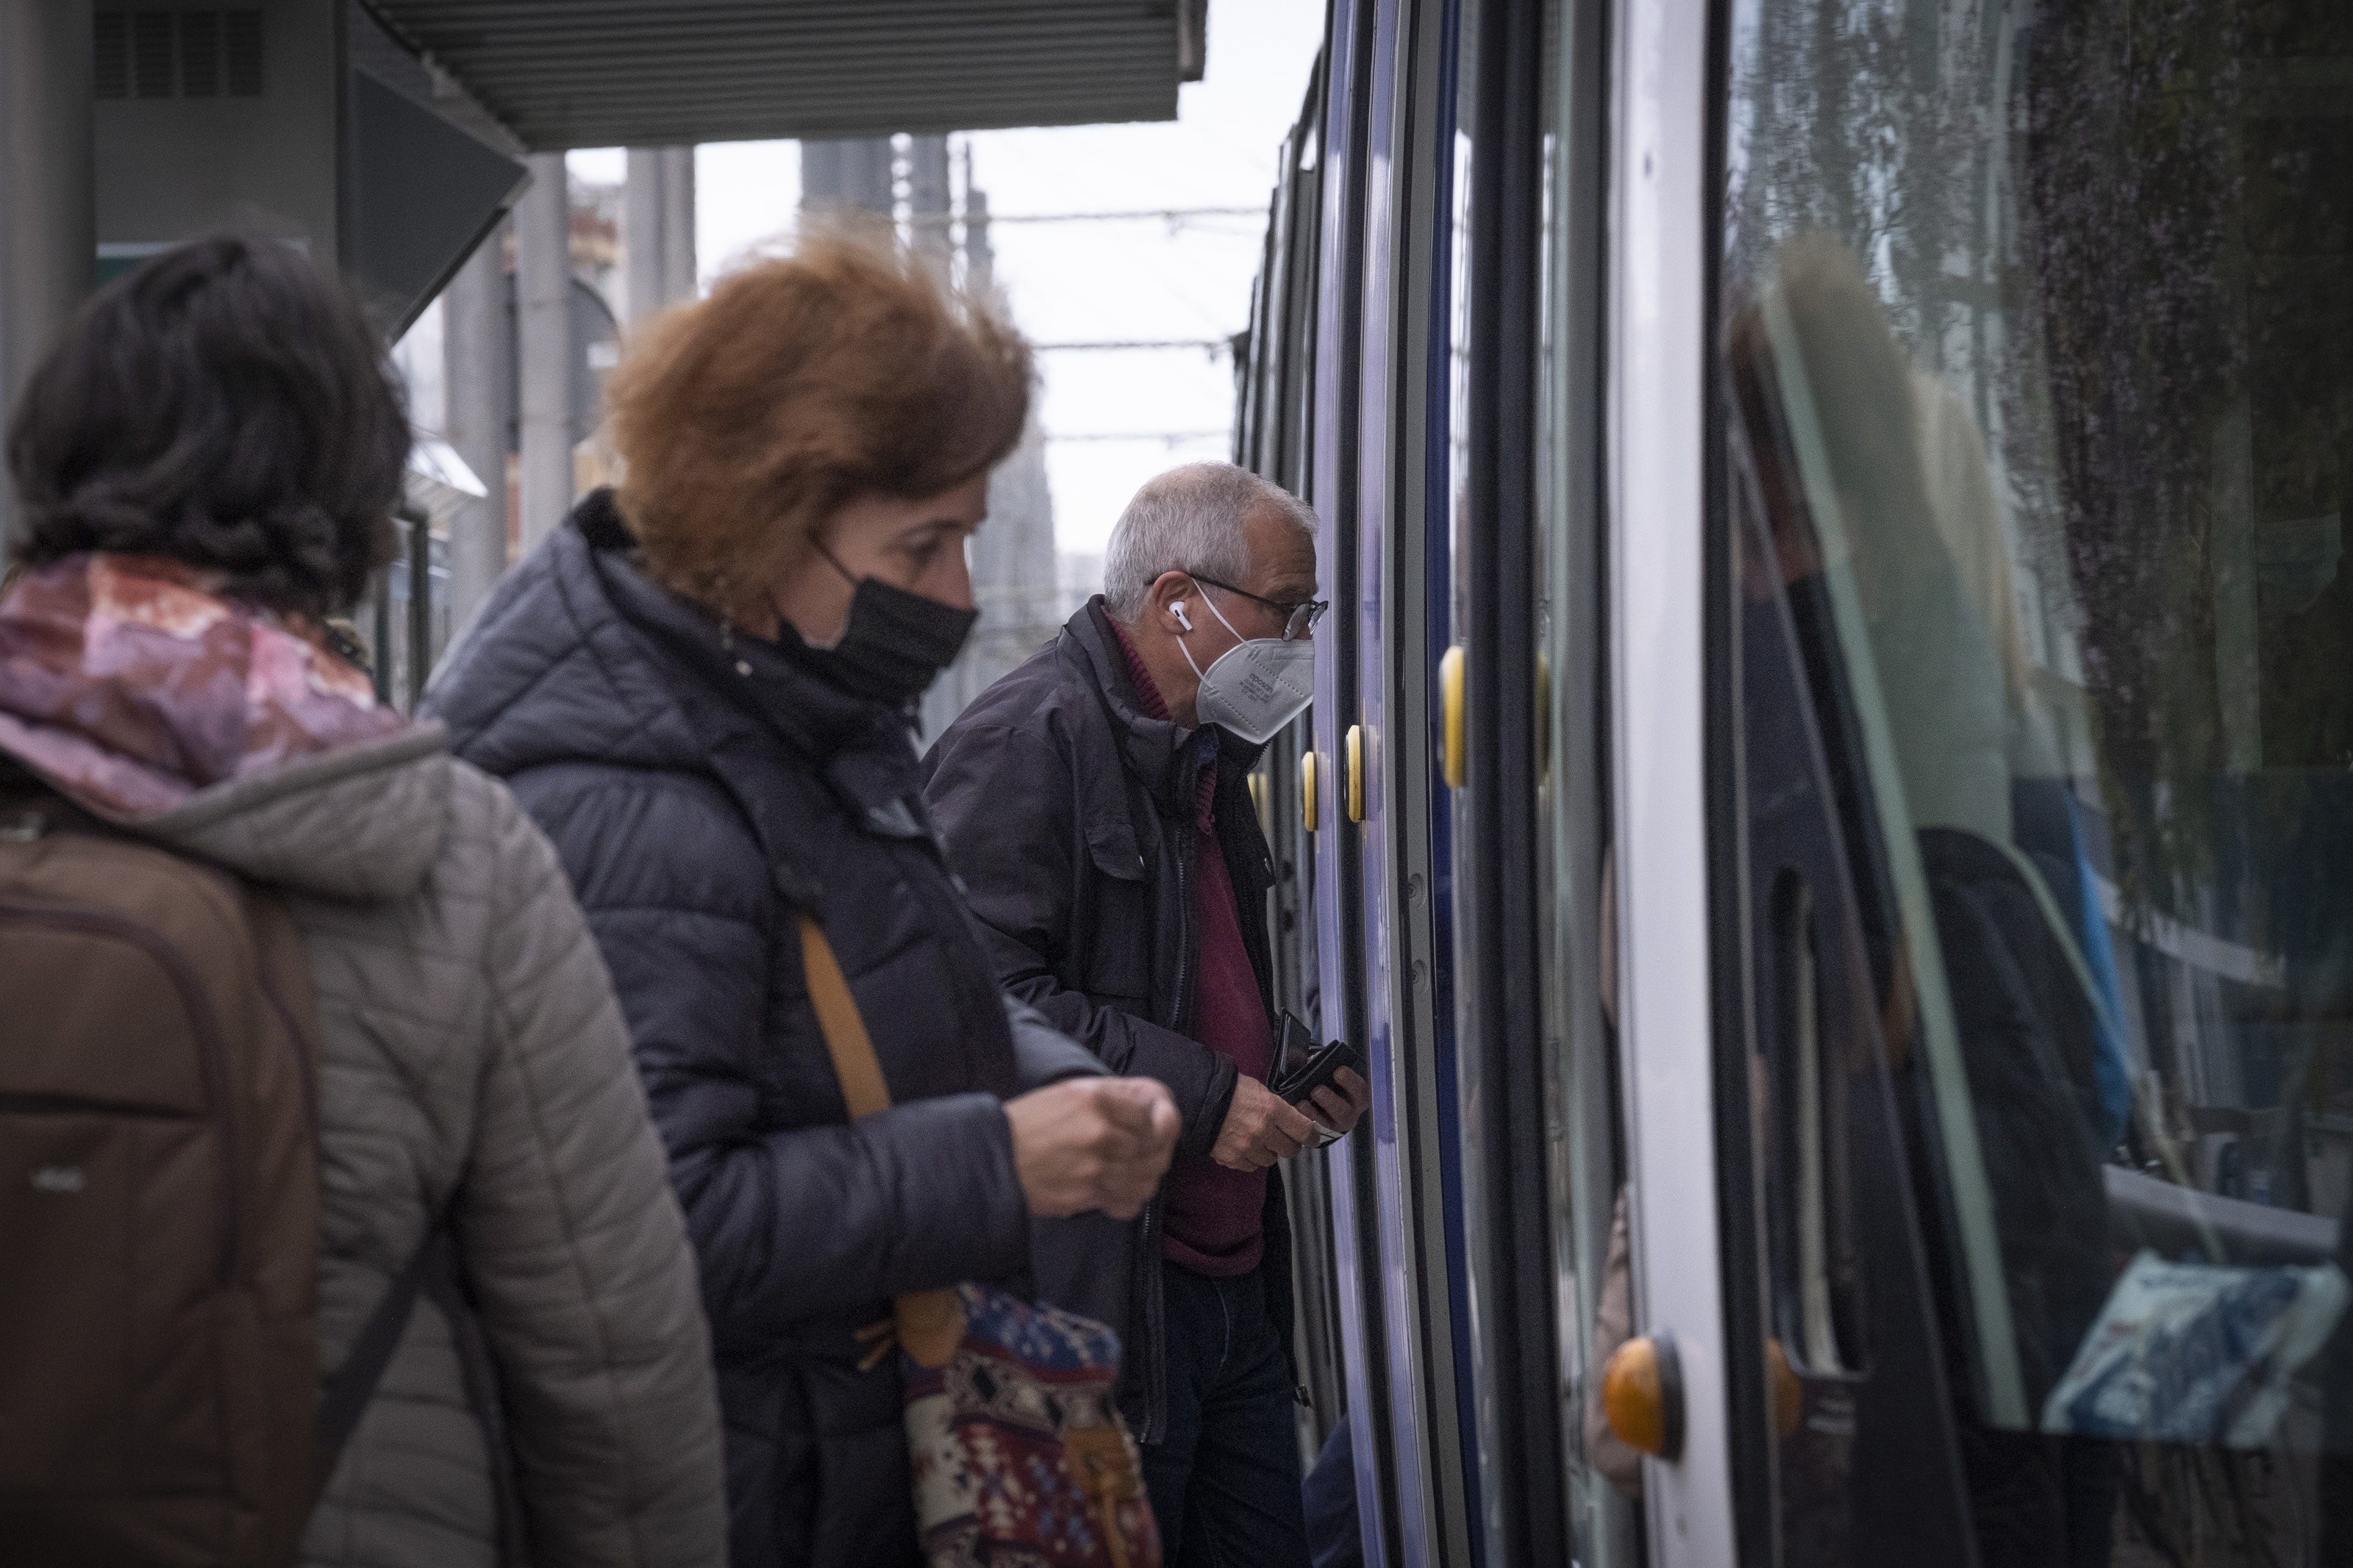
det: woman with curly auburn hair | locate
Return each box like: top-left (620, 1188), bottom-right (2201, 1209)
top-left (425, 224), bottom-right (1179, 1568)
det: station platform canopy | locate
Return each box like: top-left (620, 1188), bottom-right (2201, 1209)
top-left (368, 0), bottom-right (1210, 151)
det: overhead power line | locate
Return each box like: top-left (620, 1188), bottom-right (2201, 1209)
top-left (903, 207), bottom-right (1263, 227)
top-left (1049, 430), bottom-right (1230, 443)
top-left (1031, 337), bottom-right (1233, 353)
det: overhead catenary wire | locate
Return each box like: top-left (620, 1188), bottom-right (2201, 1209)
top-left (899, 206), bottom-right (1263, 227)
top-left (1030, 338), bottom-right (1233, 352)
top-left (1047, 430), bottom-right (1231, 443)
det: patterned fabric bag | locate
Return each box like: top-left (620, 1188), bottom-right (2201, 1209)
top-left (799, 917), bottom-right (1162, 1568)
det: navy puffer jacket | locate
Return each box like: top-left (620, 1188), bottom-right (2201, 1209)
top-left (424, 490), bottom-right (1103, 1568)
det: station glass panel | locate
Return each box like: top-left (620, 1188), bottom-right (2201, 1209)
top-left (1723, 0), bottom-right (2353, 1558)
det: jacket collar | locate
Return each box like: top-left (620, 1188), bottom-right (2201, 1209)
top-left (1061, 598), bottom-right (1206, 817)
top-left (575, 492), bottom-right (932, 897)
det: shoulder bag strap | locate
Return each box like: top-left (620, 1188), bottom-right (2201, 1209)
top-left (796, 914), bottom-right (965, 1368)
top-left (799, 914), bottom-right (893, 1118)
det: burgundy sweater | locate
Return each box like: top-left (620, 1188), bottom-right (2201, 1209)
top-left (1111, 623), bottom-right (1273, 1277)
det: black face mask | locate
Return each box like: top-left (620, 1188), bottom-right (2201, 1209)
top-left (781, 548), bottom-right (978, 709)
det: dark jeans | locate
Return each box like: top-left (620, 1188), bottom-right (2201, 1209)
top-left (1140, 1261), bottom-right (1310, 1568)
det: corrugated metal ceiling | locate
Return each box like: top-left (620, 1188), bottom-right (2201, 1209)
top-left (367, 1), bottom-right (1207, 151)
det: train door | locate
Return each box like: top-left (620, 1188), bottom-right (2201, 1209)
top-left (1621, 0), bottom-right (2353, 1559)
top-left (1386, 0), bottom-right (1491, 1561)
top-left (1245, 51), bottom-right (1352, 1464)
top-left (1304, 1), bottom-right (1415, 1562)
top-left (1604, 0), bottom-right (1753, 1549)
top-left (1310, 0), bottom-right (1493, 1560)
top-left (1441, 0), bottom-right (1623, 1563)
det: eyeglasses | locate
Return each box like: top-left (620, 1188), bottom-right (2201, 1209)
top-left (1187, 574), bottom-right (1329, 642)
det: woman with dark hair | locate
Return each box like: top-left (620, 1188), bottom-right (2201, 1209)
top-left (0, 235), bottom-right (726, 1567)
top-left (424, 225), bottom-right (1181, 1568)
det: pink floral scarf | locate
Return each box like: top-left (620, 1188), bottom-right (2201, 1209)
top-left (0, 554), bottom-right (408, 819)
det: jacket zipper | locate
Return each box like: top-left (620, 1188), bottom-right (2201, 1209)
top-left (1168, 817), bottom-right (1196, 1037)
top-left (1140, 760), bottom-right (1204, 1447)
top-left (0, 903), bottom-right (242, 1287)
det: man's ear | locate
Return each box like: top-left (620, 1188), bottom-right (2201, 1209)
top-left (1145, 569), bottom-right (1194, 632)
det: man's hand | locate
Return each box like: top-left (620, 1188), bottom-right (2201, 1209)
top-left (1300, 1066), bottom-right (1371, 1137)
top-left (1006, 1077), bottom-right (1181, 1220)
top-left (1211, 1075), bottom-right (1318, 1171)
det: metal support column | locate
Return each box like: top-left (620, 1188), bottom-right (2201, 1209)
top-left (661, 145), bottom-right (696, 303)
top-left (514, 152), bottom-right (571, 554)
top-left (801, 137), bottom-right (896, 217)
top-left (907, 135), bottom-right (951, 277)
top-left (0, 0), bottom-right (94, 551)
top-left (442, 223), bottom-right (509, 634)
top-left (624, 148), bottom-right (667, 327)
top-left (626, 145), bottom-right (699, 326)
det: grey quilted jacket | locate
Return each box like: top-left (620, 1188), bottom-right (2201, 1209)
top-left (136, 724), bottom-right (729, 1568)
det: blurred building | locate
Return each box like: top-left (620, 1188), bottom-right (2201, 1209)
top-left (800, 135), bottom-right (1063, 740)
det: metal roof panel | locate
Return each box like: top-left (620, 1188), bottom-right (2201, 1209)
top-left (367, 0), bottom-right (1199, 148)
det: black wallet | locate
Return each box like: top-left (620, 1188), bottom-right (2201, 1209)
top-left (1268, 1010), bottom-right (1365, 1106)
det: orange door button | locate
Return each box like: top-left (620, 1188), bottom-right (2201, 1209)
top-left (1766, 1337), bottom-right (1804, 1438)
top-left (1600, 1332), bottom-right (1684, 1461)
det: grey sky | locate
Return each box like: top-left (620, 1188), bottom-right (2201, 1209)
top-left (571, 1), bottom-right (1323, 558)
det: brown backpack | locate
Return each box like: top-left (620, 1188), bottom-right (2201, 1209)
top-left (0, 791), bottom-right (332, 1566)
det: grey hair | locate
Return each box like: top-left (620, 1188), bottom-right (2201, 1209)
top-left (1101, 462), bottom-right (1318, 621)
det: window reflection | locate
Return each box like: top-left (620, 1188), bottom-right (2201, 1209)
top-left (1725, 0), bottom-right (2353, 1558)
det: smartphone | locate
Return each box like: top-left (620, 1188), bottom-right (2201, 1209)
top-left (1269, 1011), bottom-right (1365, 1106)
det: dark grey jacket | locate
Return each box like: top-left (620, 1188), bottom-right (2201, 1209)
top-left (426, 491), bottom-right (1100, 1568)
top-left (921, 599), bottom-right (1296, 1442)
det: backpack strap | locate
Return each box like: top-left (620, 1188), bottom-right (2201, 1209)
top-left (315, 1226), bottom-right (444, 1485)
top-left (424, 1238), bottom-right (534, 1566)
top-left (312, 1225), bottom-right (532, 1561)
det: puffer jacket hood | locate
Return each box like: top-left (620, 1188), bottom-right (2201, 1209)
top-left (429, 488), bottom-right (914, 905)
top-left (427, 503), bottom-right (710, 785)
top-left (0, 551), bottom-right (451, 901)
top-left (140, 731), bottom-right (451, 900)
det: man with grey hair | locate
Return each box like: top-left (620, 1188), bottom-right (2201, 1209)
top-left (924, 462), bottom-right (1367, 1567)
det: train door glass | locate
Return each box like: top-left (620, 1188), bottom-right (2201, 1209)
top-left (1440, 0), bottom-right (1637, 1560)
top-left (1722, 0), bottom-right (2353, 1559)
top-left (1530, 0), bottom-right (1634, 1558)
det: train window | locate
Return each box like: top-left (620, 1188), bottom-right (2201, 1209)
top-left (1723, 0), bottom-right (2353, 1559)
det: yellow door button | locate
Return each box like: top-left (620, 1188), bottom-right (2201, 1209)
top-left (1440, 645), bottom-right (1466, 790)
top-left (1344, 724), bottom-right (1365, 824)
top-left (1600, 1332), bottom-right (1684, 1461)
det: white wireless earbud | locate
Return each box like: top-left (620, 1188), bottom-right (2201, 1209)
top-left (1172, 601), bottom-right (1193, 631)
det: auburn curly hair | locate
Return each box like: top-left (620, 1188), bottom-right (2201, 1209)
top-left (7, 234), bottom-right (408, 619)
top-left (608, 221), bottom-right (1034, 620)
